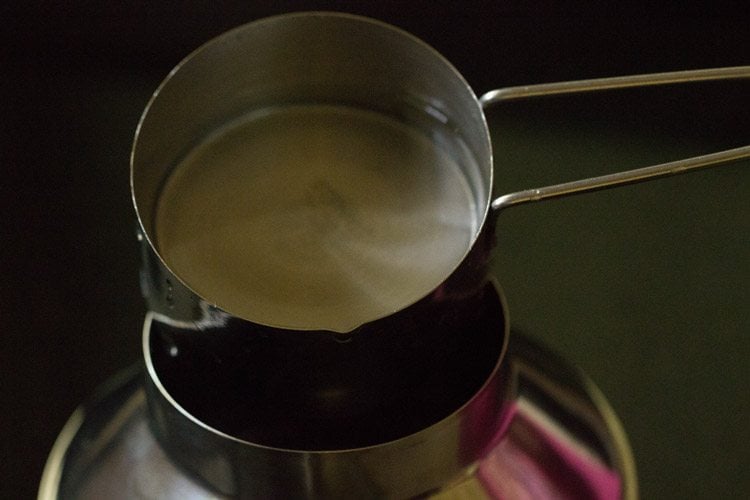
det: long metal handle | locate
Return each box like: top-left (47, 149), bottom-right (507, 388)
top-left (482, 66), bottom-right (750, 212)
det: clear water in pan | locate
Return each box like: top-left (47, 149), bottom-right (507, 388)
top-left (155, 104), bottom-right (481, 332)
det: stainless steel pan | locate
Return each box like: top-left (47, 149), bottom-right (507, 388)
top-left (131, 12), bottom-right (748, 335)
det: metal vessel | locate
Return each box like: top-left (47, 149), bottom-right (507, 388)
top-left (40, 12), bottom-right (750, 499)
top-left (39, 281), bottom-right (636, 499)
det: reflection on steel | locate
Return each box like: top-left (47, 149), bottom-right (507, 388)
top-left (491, 145), bottom-right (750, 212)
top-left (481, 66), bottom-right (750, 103)
top-left (483, 66), bottom-right (750, 212)
top-left (40, 309), bottom-right (636, 498)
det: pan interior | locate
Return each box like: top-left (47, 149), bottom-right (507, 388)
top-left (155, 103), bottom-right (482, 332)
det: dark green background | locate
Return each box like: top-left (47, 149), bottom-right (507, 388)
top-left (3, 3), bottom-right (748, 498)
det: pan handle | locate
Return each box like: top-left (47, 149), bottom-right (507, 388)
top-left (482, 66), bottom-right (750, 212)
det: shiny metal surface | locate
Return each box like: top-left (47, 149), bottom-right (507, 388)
top-left (15, 11), bottom-right (747, 500)
top-left (47, 12), bottom-right (646, 497)
top-left (484, 67), bottom-right (750, 211)
top-left (132, 12), bottom-right (747, 335)
top-left (131, 12), bottom-right (491, 332)
top-left (491, 145), bottom-right (750, 212)
top-left (480, 66), bottom-right (750, 103)
top-left (39, 304), bottom-right (636, 499)
top-left (141, 279), bottom-right (510, 498)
